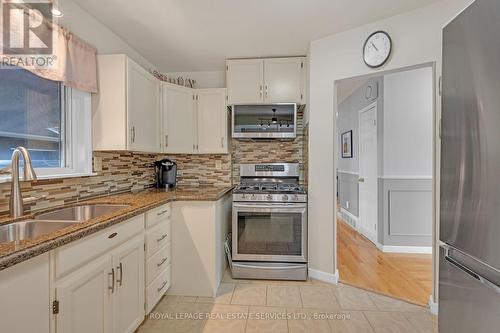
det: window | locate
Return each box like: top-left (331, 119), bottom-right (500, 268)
top-left (0, 66), bottom-right (92, 180)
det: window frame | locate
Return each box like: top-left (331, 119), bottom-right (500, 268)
top-left (0, 85), bottom-right (93, 183)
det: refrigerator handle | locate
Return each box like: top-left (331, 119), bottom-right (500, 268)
top-left (443, 246), bottom-right (500, 295)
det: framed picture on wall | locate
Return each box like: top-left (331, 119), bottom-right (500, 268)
top-left (341, 130), bottom-right (353, 158)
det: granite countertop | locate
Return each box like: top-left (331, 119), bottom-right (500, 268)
top-left (0, 185), bottom-right (233, 271)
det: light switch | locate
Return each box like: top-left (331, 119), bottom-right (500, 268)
top-left (215, 160), bottom-right (222, 170)
top-left (93, 156), bottom-right (103, 172)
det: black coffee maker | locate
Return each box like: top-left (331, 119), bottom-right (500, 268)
top-left (154, 159), bottom-right (177, 189)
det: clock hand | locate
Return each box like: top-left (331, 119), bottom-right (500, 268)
top-left (371, 42), bottom-right (379, 51)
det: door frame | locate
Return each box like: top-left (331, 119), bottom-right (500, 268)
top-left (357, 101), bottom-right (378, 245)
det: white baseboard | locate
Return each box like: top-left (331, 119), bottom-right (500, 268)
top-left (308, 268), bottom-right (339, 285)
top-left (381, 245), bottom-right (433, 254)
top-left (428, 295), bottom-right (438, 315)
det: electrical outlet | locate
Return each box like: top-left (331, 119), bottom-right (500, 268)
top-left (215, 160), bottom-right (222, 170)
top-left (93, 156), bottom-right (103, 173)
top-left (346, 201), bottom-right (350, 209)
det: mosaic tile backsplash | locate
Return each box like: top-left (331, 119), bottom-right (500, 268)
top-left (0, 152), bottom-right (231, 216)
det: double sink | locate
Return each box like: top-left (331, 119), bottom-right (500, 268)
top-left (0, 204), bottom-right (130, 243)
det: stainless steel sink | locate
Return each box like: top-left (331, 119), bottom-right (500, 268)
top-left (0, 220), bottom-right (78, 243)
top-left (34, 204), bottom-right (130, 222)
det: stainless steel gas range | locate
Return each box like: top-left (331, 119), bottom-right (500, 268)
top-left (231, 163), bottom-right (308, 280)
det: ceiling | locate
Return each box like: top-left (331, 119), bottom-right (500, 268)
top-left (71, 0), bottom-right (439, 72)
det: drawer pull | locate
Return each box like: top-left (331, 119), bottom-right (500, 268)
top-left (117, 262), bottom-right (123, 287)
top-left (157, 234), bottom-right (168, 242)
top-left (108, 268), bottom-right (115, 293)
top-left (157, 257), bottom-right (168, 268)
top-left (157, 280), bottom-right (168, 292)
top-left (108, 232), bottom-right (118, 239)
top-left (157, 210), bottom-right (169, 216)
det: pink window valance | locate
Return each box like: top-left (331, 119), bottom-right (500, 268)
top-left (0, 4), bottom-right (98, 93)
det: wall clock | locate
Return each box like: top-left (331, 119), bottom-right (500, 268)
top-left (363, 31), bottom-right (392, 68)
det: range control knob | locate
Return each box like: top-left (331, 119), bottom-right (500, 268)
top-left (266, 194), bottom-right (273, 201)
top-left (251, 194), bottom-right (257, 200)
top-left (241, 193), bottom-right (246, 199)
top-left (293, 194), bottom-right (299, 201)
top-left (282, 195), bottom-right (289, 201)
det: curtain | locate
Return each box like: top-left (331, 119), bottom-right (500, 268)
top-left (0, 4), bottom-right (98, 93)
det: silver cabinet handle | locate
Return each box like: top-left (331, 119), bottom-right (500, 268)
top-left (157, 280), bottom-right (168, 292)
top-left (108, 268), bottom-right (115, 293)
top-left (165, 135), bottom-right (168, 147)
top-left (157, 257), bottom-right (168, 268)
top-left (265, 85), bottom-right (268, 98)
top-left (358, 178), bottom-right (365, 183)
top-left (221, 137), bottom-right (224, 148)
top-left (131, 126), bottom-right (136, 143)
top-left (157, 234), bottom-right (168, 242)
top-left (157, 209), bottom-right (169, 216)
top-left (116, 263), bottom-right (123, 287)
top-left (259, 85), bottom-right (263, 99)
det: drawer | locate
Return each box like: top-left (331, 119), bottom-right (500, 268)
top-left (146, 265), bottom-right (171, 313)
top-left (55, 214), bottom-right (144, 278)
top-left (146, 242), bottom-right (171, 285)
top-left (146, 203), bottom-right (171, 228)
top-left (146, 219), bottom-right (170, 256)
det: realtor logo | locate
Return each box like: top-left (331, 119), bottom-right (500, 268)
top-left (2, 1), bottom-right (53, 55)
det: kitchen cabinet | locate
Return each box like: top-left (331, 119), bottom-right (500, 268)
top-left (54, 217), bottom-right (145, 333)
top-left (196, 89), bottom-right (229, 154)
top-left (226, 57), bottom-right (306, 105)
top-left (162, 83), bottom-right (196, 154)
top-left (93, 54), bottom-right (161, 153)
top-left (162, 84), bottom-right (228, 154)
top-left (0, 254), bottom-right (50, 333)
top-left (226, 59), bottom-right (264, 104)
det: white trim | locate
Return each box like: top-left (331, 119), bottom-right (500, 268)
top-left (308, 268), bottom-right (339, 284)
top-left (428, 295), bottom-right (438, 315)
top-left (337, 170), bottom-right (359, 176)
top-left (378, 175), bottom-right (432, 180)
top-left (381, 245), bottom-right (433, 254)
top-left (340, 208), bottom-right (358, 224)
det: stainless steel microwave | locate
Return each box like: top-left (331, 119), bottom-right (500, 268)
top-left (231, 104), bottom-right (297, 139)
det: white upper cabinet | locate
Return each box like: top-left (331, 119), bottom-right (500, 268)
top-left (162, 83), bottom-right (196, 154)
top-left (93, 54), bottom-right (161, 153)
top-left (162, 84), bottom-right (228, 154)
top-left (226, 57), bottom-right (306, 105)
top-left (226, 59), bottom-right (264, 104)
top-left (196, 89), bottom-right (228, 154)
top-left (264, 58), bottom-right (303, 103)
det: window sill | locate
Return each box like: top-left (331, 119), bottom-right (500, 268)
top-left (0, 172), bottom-right (98, 184)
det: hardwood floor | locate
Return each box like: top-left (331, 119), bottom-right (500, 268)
top-left (337, 219), bottom-right (433, 306)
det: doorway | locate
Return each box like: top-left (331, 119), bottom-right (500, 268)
top-left (335, 64), bottom-right (434, 306)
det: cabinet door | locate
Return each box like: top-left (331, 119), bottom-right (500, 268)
top-left (264, 58), bottom-right (303, 103)
top-left (226, 59), bottom-right (264, 104)
top-left (127, 59), bottom-right (161, 152)
top-left (0, 254), bottom-right (50, 333)
top-left (111, 235), bottom-right (145, 333)
top-left (163, 83), bottom-right (196, 153)
top-left (196, 89), bottom-right (228, 154)
top-left (56, 256), bottom-right (113, 333)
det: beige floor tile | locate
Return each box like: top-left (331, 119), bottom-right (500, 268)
top-left (329, 311), bottom-right (374, 333)
top-left (246, 306), bottom-right (288, 333)
top-left (287, 308), bottom-right (332, 333)
top-left (166, 295), bottom-right (198, 303)
top-left (197, 283), bottom-right (235, 304)
top-left (363, 311), bottom-right (415, 333)
top-left (140, 302), bottom-right (212, 333)
top-left (337, 285), bottom-right (378, 311)
top-left (368, 292), bottom-right (426, 312)
top-left (231, 283), bottom-right (267, 306)
top-left (300, 285), bottom-right (341, 310)
top-left (203, 304), bottom-right (248, 333)
top-left (267, 285), bottom-right (302, 307)
top-left (403, 311), bottom-right (438, 333)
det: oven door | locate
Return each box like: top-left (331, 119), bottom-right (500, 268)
top-left (232, 202), bottom-right (307, 262)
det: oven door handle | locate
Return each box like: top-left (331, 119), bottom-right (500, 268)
top-left (232, 263), bottom-right (306, 270)
top-left (233, 203), bottom-right (307, 210)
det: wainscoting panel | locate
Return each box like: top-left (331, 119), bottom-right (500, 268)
top-left (379, 178), bottom-right (432, 247)
top-left (337, 171), bottom-right (359, 218)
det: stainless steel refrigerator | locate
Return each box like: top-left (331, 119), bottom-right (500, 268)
top-left (439, 0), bottom-right (500, 332)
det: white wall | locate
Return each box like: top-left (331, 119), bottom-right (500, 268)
top-left (58, 0), bottom-right (155, 70)
top-left (308, 0), bottom-right (473, 296)
top-left (383, 67), bottom-right (433, 177)
top-left (166, 71), bottom-right (226, 89)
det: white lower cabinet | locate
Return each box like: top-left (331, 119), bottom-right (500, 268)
top-left (54, 217), bottom-right (146, 333)
top-left (0, 254), bottom-right (50, 333)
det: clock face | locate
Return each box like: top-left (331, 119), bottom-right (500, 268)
top-left (363, 31), bottom-right (392, 68)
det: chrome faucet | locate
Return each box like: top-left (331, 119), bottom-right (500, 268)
top-left (2, 147), bottom-right (38, 218)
